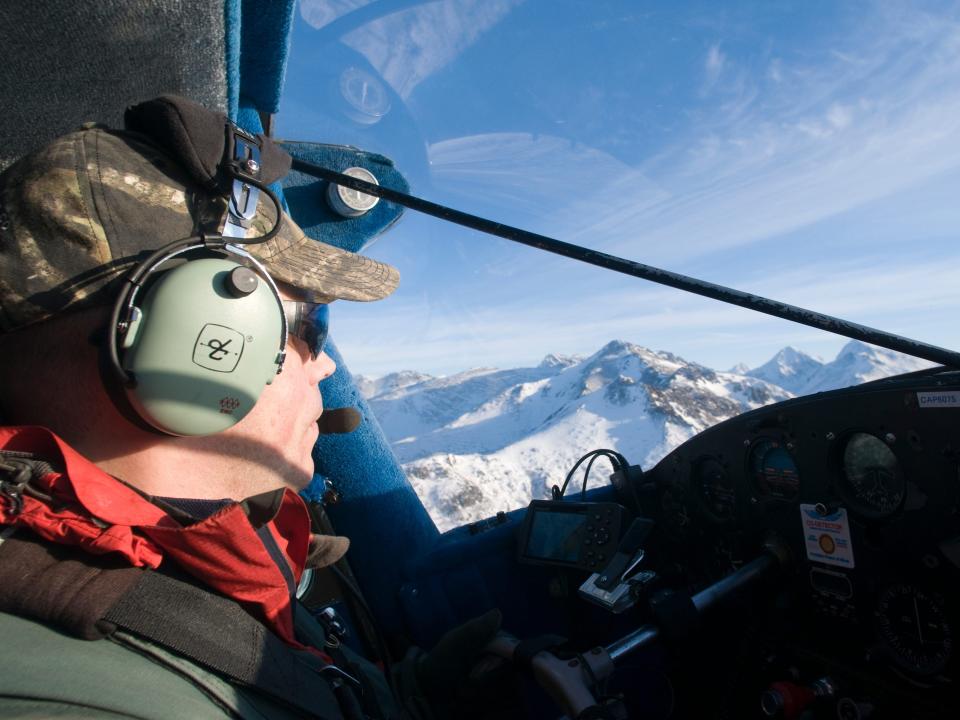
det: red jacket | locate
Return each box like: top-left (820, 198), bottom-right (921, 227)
top-left (0, 426), bottom-right (312, 648)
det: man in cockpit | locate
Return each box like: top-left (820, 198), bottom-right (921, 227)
top-left (0, 99), bottom-right (499, 719)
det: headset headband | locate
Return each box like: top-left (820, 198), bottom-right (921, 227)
top-left (109, 118), bottom-right (290, 377)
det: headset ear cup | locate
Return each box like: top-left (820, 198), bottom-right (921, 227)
top-left (93, 326), bottom-right (165, 435)
top-left (119, 258), bottom-right (284, 436)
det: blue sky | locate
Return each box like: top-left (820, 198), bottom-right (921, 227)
top-left (279, 0), bottom-right (960, 378)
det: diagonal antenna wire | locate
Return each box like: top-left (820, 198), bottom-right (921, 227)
top-left (291, 158), bottom-right (960, 369)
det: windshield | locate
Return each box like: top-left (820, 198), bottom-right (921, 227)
top-left (280, 0), bottom-right (960, 530)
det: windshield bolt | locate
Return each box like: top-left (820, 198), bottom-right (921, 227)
top-left (750, 497), bottom-right (759, 505)
top-left (786, 442), bottom-right (795, 451)
top-left (245, 158), bottom-right (260, 175)
top-left (825, 431), bottom-right (836, 441)
top-left (884, 433), bottom-right (896, 444)
top-left (743, 439), bottom-right (750, 447)
top-left (327, 166), bottom-right (380, 217)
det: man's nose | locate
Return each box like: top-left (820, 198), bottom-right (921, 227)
top-left (310, 351), bottom-right (336, 384)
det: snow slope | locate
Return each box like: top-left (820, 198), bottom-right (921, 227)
top-left (357, 341), bottom-right (797, 530)
top-left (357, 339), bottom-right (930, 531)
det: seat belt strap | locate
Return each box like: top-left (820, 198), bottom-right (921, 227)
top-left (103, 570), bottom-right (352, 719)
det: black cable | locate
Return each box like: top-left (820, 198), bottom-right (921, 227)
top-left (582, 451), bottom-right (628, 499)
top-left (226, 177), bottom-right (285, 245)
top-left (557, 449), bottom-right (627, 499)
top-left (557, 452), bottom-right (593, 498)
top-left (580, 454), bottom-right (600, 500)
top-left (290, 157), bottom-right (960, 370)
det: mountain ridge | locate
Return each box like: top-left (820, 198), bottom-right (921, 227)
top-left (355, 340), bottom-right (933, 531)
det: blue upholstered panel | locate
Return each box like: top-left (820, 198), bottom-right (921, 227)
top-left (310, 340), bottom-right (439, 632)
top-left (240, 0), bottom-right (297, 114)
top-left (227, 0), bottom-right (296, 118)
top-left (224, 0), bottom-right (241, 119)
top-left (280, 142), bottom-right (409, 251)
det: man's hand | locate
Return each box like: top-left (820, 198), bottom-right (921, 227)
top-left (416, 608), bottom-right (503, 702)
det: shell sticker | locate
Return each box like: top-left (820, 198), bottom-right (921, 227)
top-left (800, 504), bottom-right (855, 569)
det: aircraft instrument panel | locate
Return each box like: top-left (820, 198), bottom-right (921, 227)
top-left (640, 369), bottom-right (960, 718)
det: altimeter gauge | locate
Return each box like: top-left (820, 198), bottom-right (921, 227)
top-left (840, 433), bottom-right (905, 519)
top-left (875, 584), bottom-right (953, 676)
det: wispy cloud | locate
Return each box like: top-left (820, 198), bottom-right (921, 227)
top-left (300, 0), bottom-right (373, 30)
top-left (428, 133), bottom-right (668, 222)
top-left (423, 6), bottom-right (960, 267)
top-left (767, 58), bottom-right (783, 83)
top-left (332, 0), bottom-right (524, 99)
top-left (703, 43), bottom-right (726, 90)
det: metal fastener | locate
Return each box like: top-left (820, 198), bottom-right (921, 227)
top-left (884, 433), bottom-right (896, 444)
top-left (245, 158), bottom-right (260, 174)
top-left (825, 432), bottom-right (835, 441)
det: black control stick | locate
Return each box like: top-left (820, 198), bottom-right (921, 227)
top-left (485, 537), bottom-right (788, 719)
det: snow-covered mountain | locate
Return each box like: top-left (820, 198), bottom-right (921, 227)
top-left (797, 340), bottom-right (932, 394)
top-left (354, 370), bottom-right (434, 400)
top-left (355, 339), bottom-right (931, 531)
top-left (746, 346), bottom-right (823, 394)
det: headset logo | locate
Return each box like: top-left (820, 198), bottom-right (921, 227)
top-left (219, 397), bottom-right (241, 414)
top-left (193, 324), bottom-right (244, 372)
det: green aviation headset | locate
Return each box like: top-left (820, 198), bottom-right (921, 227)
top-left (107, 128), bottom-right (289, 437)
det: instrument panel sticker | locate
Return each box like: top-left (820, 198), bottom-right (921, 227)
top-left (800, 504), bottom-right (855, 569)
top-left (916, 391), bottom-right (960, 408)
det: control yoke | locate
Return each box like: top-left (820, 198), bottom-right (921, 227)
top-left (485, 542), bottom-right (786, 719)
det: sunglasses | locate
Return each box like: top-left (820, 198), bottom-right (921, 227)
top-left (282, 301), bottom-right (330, 360)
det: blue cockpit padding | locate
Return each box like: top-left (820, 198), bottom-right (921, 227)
top-left (224, 0), bottom-right (242, 120)
top-left (234, 104), bottom-right (264, 137)
top-left (313, 340), bottom-right (440, 633)
top-left (279, 142), bottom-right (409, 251)
top-left (239, 0), bottom-right (296, 114)
top-left (228, 0), bottom-right (296, 118)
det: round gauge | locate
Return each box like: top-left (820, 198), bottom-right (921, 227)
top-left (694, 456), bottom-right (735, 521)
top-left (338, 67), bottom-right (391, 125)
top-left (875, 584), bottom-right (952, 675)
top-left (840, 433), bottom-right (905, 518)
top-left (748, 438), bottom-right (799, 500)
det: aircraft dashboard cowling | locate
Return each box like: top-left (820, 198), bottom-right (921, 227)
top-left (643, 369), bottom-right (960, 718)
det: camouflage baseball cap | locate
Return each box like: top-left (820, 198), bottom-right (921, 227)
top-left (0, 125), bottom-right (400, 332)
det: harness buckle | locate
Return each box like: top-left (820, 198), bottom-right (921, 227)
top-left (0, 459), bottom-right (31, 516)
top-left (317, 664), bottom-right (362, 690)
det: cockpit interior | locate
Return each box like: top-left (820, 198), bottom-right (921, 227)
top-left (3, 2), bottom-right (959, 718)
